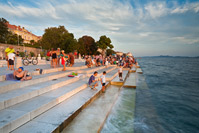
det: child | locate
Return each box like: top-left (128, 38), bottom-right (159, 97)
top-left (100, 71), bottom-right (106, 93)
top-left (8, 52), bottom-right (15, 70)
top-left (105, 58), bottom-right (108, 68)
top-left (118, 65), bottom-right (123, 81)
top-left (88, 71), bottom-right (99, 90)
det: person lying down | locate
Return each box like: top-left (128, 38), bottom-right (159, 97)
top-left (13, 67), bottom-right (32, 81)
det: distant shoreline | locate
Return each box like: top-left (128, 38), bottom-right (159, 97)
top-left (137, 56), bottom-right (199, 58)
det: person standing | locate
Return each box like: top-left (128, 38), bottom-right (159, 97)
top-left (118, 65), bottom-right (123, 81)
top-left (5, 46), bottom-right (15, 70)
top-left (69, 52), bottom-right (74, 67)
top-left (105, 58), bottom-right (109, 68)
top-left (57, 48), bottom-right (61, 67)
top-left (8, 52), bottom-right (15, 70)
top-left (60, 50), bottom-right (66, 71)
top-left (51, 48), bottom-right (57, 68)
top-left (100, 71), bottom-right (106, 93)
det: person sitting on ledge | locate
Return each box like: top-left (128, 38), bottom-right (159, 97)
top-left (13, 67), bottom-right (32, 81)
top-left (88, 71), bottom-right (99, 90)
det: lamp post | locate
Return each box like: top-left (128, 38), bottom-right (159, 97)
top-left (18, 34), bottom-right (19, 46)
top-left (22, 44), bottom-right (25, 53)
top-left (17, 27), bottom-right (19, 46)
top-left (40, 46), bottom-right (42, 52)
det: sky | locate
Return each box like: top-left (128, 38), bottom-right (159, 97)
top-left (0, 0), bottom-right (199, 57)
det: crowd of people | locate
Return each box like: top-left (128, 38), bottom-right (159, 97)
top-left (84, 54), bottom-right (137, 69)
top-left (87, 54), bottom-right (138, 93)
top-left (47, 48), bottom-right (75, 71)
top-left (3, 45), bottom-right (137, 89)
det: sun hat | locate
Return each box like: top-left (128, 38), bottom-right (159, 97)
top-left (19, 67), bottom-right (24, 71)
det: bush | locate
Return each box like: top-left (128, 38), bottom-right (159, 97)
top-left (30, 52), bottom-right (35, 57)
top-left (40, 52), bottom-right (45, 57)
top-left (19, 52), bottom-right (25, 57)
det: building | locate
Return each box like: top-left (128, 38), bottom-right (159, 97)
top-left (6, 22), bottom-right (41, 44)
top-left (115, 51), bottom-right (123, 56)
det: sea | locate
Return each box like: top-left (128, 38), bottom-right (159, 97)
top-left (102, 57), bottom-right (199, 133)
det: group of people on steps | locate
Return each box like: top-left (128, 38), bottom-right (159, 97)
top-left (47, 48), bottom-right (75, 71)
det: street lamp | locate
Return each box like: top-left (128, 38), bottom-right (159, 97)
top-left (18, 34), bottom-right (19, 46)
top-left (22, 44), bottom-right (25, 52)
top-left (17, 27), bottom-right (19, 46)
top-left (40, 46), bottom-right (42, 52)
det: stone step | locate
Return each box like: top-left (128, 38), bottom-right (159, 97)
top-left (11, 74), bottom-right (117, 133)
top-left (123, 73), bottom-right (137, 88)
top-left (110, 70), bottom-right (129, 85)
top-left (0, 71), bottom-right (71, 94)
top-left (136, 68), bottom-right (143, 74)
top-left (0, 64), bottom-right (87, 81)
top-left (0, 66), bottom-right (112, 94)
top-left (0, 79), bottom-right (88, 133)
top-left (63, 85), bottom-right (121, 133)
top-left (0, 67), bottom-right (115, 110)
top-left (130, 67), bottom-right (136, 73)
top-left (76, 66), bottom-right (111, 74)
top-left (105, 68), bottom-right (119, 81)
top-left (0, 74), bottom-right (85, 111)
top-left (0, 67), bottom-right (116, 132)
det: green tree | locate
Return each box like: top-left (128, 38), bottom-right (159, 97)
top-left (61, 33), bottom-right (78, 53)
top-left (77, 35), bottom-right (97, 55)
top-left (30, 40), bottom-right (35, 45)
top-left (106, 49), bottom-right (115, 56)
top-left (0, 18), bottom-right (9, 43)
top-left (41, 26), bottom-right (77, 53)
top-left (6, 33), bottom-right (23, 45)
top-left (97, 35), bottom-right (114, 56)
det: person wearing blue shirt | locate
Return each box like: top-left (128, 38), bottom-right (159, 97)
top-left (88, 71), bottom-right (98, 90)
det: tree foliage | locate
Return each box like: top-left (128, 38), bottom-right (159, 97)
top-left (0, 18), bottom-right (9, 43)
top-left (97, 35), bottom-right (114, 56)
top-left (1, 18), bottom-right (116, 55)
top-left (77, 35), bottom-right (97, 55)
top-left (41, 26), bottom-right (77, 52)
top-left (97, 35), bottom-right (114, 50)
top-left (0, 17), bottom-right (24, 44)
top-left (6, 33), bottom-right (23, 45)
top-left (106, 48), bottom-right (116, 56)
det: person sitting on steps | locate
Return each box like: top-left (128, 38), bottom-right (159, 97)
top-left (13, 67), bottom-right (32, 81)
top-left (88, 71), bottom-right (99, 90)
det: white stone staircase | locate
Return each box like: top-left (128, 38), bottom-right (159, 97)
top-left (0, 65), bottom-right (118, 133)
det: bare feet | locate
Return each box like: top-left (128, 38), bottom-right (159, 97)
top-left (92, 88), bottom-right (97, 90)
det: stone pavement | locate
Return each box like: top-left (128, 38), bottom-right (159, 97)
top-left (0, 61), bottom-right (85, 76)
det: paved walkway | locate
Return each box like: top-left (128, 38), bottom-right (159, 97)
top-left (0, 62), bottom-right (85, 76)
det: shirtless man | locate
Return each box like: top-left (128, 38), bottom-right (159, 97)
top-left (13, 67), bottom-right (32, 81)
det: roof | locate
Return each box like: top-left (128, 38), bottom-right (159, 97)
top-left (6, 21), bottom-right (40, 38)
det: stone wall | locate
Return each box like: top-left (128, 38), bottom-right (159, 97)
top-left (0, 43), bottom-right (45, 59)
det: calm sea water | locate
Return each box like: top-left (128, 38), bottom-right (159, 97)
top-left (102, 57), bottom-right (199, 133)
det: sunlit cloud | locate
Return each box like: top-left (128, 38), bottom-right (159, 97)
top-left (0, 0), bottom-right (198, 56)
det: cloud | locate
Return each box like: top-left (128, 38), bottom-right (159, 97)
top-left (171, 2), bottom-right (199, 14)
top-left (0, 0), bottom-right (199, 56)
top-left (144, 2), bottom-right (168, 18)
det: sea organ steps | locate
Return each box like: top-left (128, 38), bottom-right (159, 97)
top-left (11, 68), bottom-right (119, 133)
top-left (0, 66), bottom-right (117, 132)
